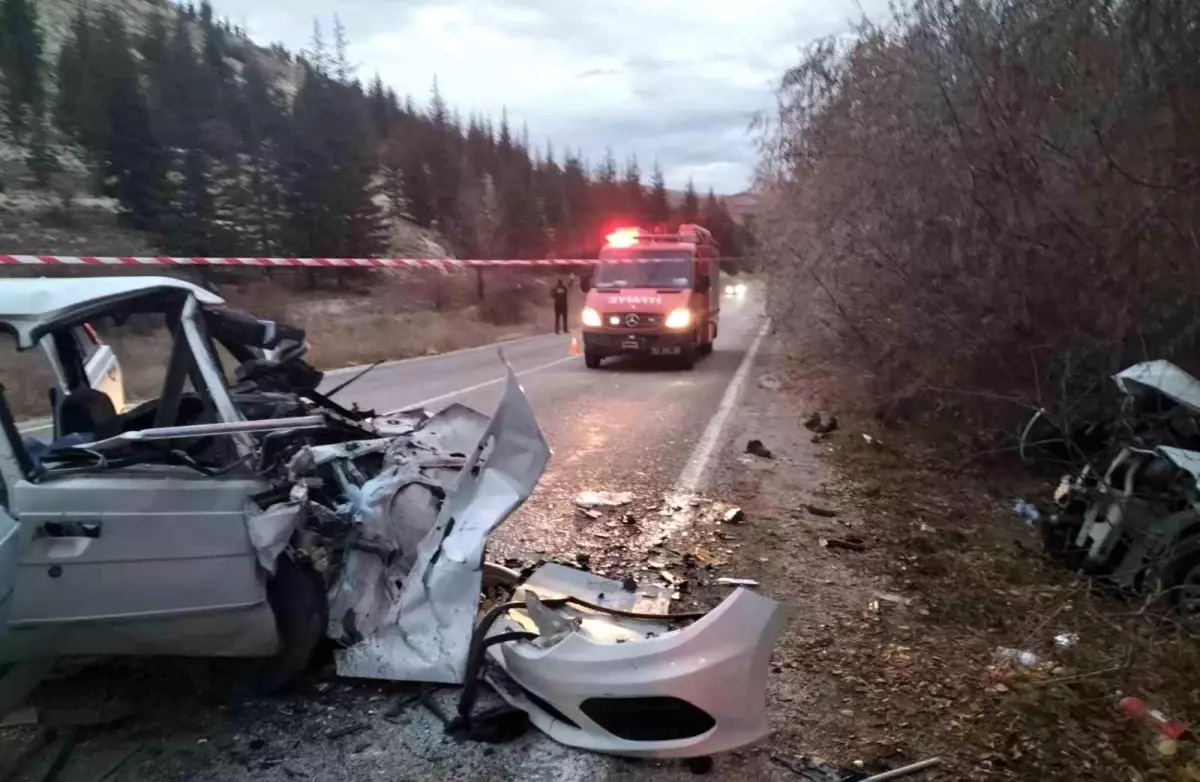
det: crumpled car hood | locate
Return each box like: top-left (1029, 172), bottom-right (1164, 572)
top-left (248, 362), bottom-right (549, 684)
top-left (1115, 360), bottom-right (1200, 413)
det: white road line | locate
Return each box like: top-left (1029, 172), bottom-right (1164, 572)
top-left (381, 354), bottom-right (578, 415)
top-left (675, 320), bottom-right (771, 494)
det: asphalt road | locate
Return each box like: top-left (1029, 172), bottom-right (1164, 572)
top-left (321, 290), bottom-right (766, 570)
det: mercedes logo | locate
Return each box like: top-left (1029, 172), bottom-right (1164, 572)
top-left (624, 314), bottom-right (640, 327)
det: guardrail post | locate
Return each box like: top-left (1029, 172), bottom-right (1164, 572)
top-left (475, 267), bottom-right (485, 301)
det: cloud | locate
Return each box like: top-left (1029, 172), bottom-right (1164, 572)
top-left (212, 0), bottom-right (892, 193)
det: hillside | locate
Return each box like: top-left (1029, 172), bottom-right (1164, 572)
top-left (0, 0), bottom-right (749, 262)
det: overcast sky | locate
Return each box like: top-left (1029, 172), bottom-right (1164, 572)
top-left (210, 0), bottom-right (890, 194)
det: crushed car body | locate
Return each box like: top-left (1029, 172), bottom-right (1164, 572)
top-left (1042, 360), bottom-right (1200, 626)
top-left (0, 276), bottom-right (789, 760)
top-left (0, 277), bottom-right (548, 686)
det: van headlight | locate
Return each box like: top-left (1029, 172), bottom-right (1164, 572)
top-left (664, 309), bottom-right (692, 329)
top-left (581, 307), bottom-right (602, 328)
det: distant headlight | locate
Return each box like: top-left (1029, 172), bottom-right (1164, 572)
top-left (735, 283), bottom-right (747, 295)
top-left (664, 308), bottom-right (692, 329)
top-left (582, 307), bottom-right (602, 328)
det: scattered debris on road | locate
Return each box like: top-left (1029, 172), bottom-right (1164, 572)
top-left (324, 721), bottom-right (370, 741)
top-left (804, 504), bottom-right (839, 518)
top-left (993, 647), bottom-right (1041, 668)
top-left (574, 491), bottom-right (635, 509)
top-left (723, 507), bottom-right (746, 524)
top-left (1011, 498), bottom-right (1042, 525)
top-left (758, 374), bottom-right (783, 391)
top-left (804, 413), bottom-right (839, 435)
top-left (1054, 632), bottom-right (1079, 650)
top-left (745, 439), bottom-right (774, 459)
top-left (820, 537), bottom-right (866, 552)
top-left (717, 577), bottom-right (760, 587)
top-left (770, 753), bottom-right (943, 782)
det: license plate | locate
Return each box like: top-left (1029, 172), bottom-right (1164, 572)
top-left (622, 339), bottom-right (640, 350)
top-left (651, 347), bottom-right (680, 356)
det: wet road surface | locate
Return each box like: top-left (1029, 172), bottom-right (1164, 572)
top-left (324, 291), bottom-right (765, 570)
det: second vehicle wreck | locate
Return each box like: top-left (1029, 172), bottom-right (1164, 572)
top-left (0, 277), bottom-right (787, 759)
top-left (1039, 360), bottom-right (1200, 628)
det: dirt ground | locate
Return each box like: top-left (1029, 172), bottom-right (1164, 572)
top-left (692, 341), bottom-right (1200, 782)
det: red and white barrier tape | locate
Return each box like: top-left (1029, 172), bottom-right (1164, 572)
top-left (0, 255), bottom-right (597, 268)
top-left (0, 255), bottom-right (706, 268)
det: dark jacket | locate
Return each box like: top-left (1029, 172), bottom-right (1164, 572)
top-left (553, 283), bottom-right (568, 310)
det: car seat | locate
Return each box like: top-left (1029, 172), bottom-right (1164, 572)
top-left (55, 387), bottom-right (120, 441)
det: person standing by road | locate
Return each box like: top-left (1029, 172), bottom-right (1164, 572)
top-left (553, 278), bottom-right (569, 334)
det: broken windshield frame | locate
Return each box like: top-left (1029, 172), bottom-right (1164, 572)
top-left (594, 250), bottom-right (694, 289)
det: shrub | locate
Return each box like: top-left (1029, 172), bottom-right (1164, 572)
top-left (757, 0), bottom-right (1200, 434)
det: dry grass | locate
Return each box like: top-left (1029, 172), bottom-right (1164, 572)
top-left (825, 407), bottom-right (1200, 781)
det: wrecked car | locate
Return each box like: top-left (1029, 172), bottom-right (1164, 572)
top-left (1042, 360), bottom-right (1200, 627)
top-left (0, 277), bottom-right (788, 760)
top-left (0, 276), bottom-right (550, 693)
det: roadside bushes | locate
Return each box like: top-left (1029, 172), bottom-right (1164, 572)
top-left (757, 0), bottom-right (1200, 435)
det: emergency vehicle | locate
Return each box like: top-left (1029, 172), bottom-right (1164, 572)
top-left (579, 224), bottom-right (720, 370)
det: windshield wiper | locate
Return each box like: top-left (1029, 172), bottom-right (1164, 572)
top-left (324, 360), bottom-right (383, 399)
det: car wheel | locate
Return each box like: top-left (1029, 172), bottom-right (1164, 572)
top-left (251, 556), bottom-right (329, 694)
top-left (584, 350), bottom-right (602, 369)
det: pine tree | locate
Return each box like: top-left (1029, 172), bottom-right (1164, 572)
top-left (647, 159), bottom-right (670, 229)
top-left (0, 0), bottom-right (42, 138)
top-left (425, 75), bottom-right (461, 235)
top-left (621, 154), bottom-right (642, 224)
top-left (681, 178), bottom-right (699, 224)
top-left (538, 142), bottom-right (566, 255)
top-left (562, 152), bottom-right (590, 255)
top-left (198, 1), bottom-right (233, 120)
top-left (26, 100), bottom-right (54, 187)
top-left (701, 188), bottom-right (724, 245)
top-left (590, 147), bottom-right (619, 236)
top-left (97, 9), bottom-right (166, 230)
top-left (138, 8), bottom-right (169, 77)
top-left (221, 59), bottom-right (287, 255)
top-left (283, 65), bottom-right (384, 257)
top-left (306, 19), bottom-right (329, 76)
top-left (56, 6), bottom-right (109, 160)
top-left (497, 163), bottom-right (545, 259)
top-left (367, 73), bottom-right (388, 136)
top-left (331, 14), bottom-right (352, 84)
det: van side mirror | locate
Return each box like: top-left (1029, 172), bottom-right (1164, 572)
top-left (695, 275), bottom-right (711, 294)
top-left (580, 276), bottom-right (592, 293)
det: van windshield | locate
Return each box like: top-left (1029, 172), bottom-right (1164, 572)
top-left (594, 250), bottom-right (693, 289)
